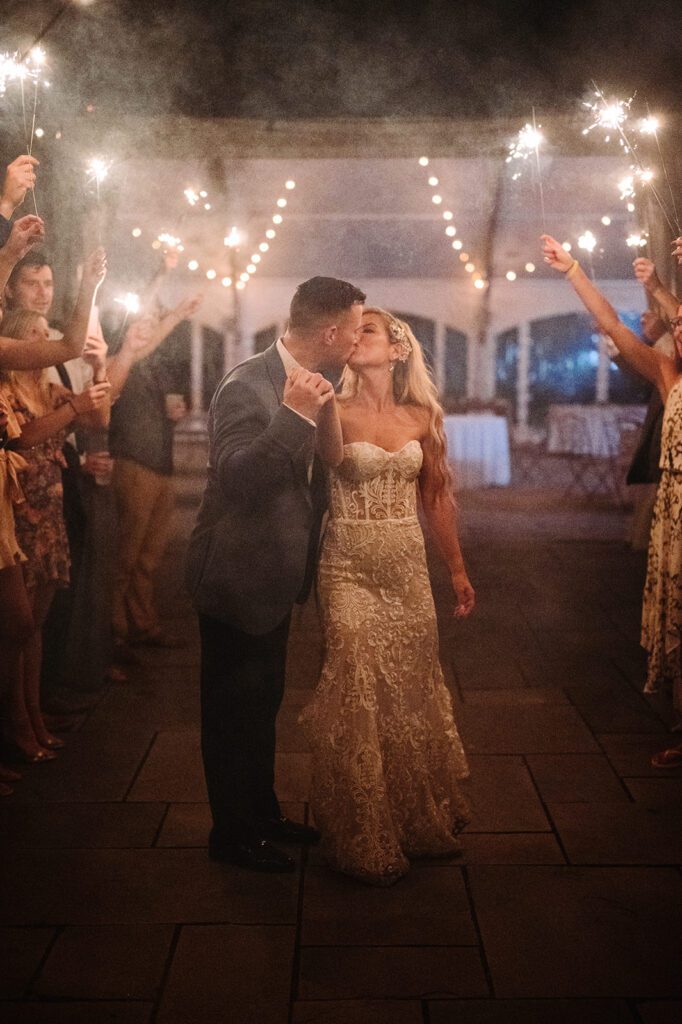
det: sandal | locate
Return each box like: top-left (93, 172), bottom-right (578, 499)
top-left (651, 745), bottom-right (682, 769)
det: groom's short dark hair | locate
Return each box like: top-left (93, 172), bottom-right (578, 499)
top-left (289, 276), bottom-right (366, 332)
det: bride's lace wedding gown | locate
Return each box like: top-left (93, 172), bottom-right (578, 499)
top-left (299, 440), bottom-right (470, 885)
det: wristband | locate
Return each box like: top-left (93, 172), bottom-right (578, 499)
top-left (565, 259), bottom-right (580, 280)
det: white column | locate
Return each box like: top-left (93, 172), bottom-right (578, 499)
top-left (596, 332), bottom-right (610, 403)
top-left (434, 320), bottom-right (446, 394)
top-left (190, 318), bottom-right (204, 417)
top-left (517, 320), bottom-right (531, 440)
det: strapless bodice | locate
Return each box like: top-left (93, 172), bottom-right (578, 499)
top-left (328, 440), bottom-right (423, 522)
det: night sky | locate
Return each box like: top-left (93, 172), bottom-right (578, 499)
top-left (3, 0), bottom-right (682, 122)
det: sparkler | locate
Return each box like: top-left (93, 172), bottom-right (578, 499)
top-left (86, 157), bottom-right (111, 244)
top-left (114, 292), bottom-right (140, 345)
top-left (642, 106), bottom-right (680, 235)
top-left (578, 230), bottom-right (598, 279)
top-left (1, 47), bottom-right (48, 213)
top-left (582, 92), bottom-right (633, 145)
top-left (507, 110), bottom-right (546, 230)
top-left (626, 233), bottom-right (647, 249)
top-left (157, 232), bottom-right (182, 250)
top-left (115, 292), bottom-right (140, 316)
top-left (586, 83), bottom-right (679, 234)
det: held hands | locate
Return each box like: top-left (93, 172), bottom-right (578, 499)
top-left (633, 257), bottom-right (662, 292)
top-left (81, 247), bottom-right (107, 292)
top-left (1, 155), bottom-right (39, 215)
top-left (5, 215), bottom-right (45, 261)
top-left (452, 569), bottom-right (475, 619)
top-left (540, 234), bottom-right (573, 273)
top-left (283, 366), bottom-right (335, 423)
top-left (70, 381), bottom-right (111, 415)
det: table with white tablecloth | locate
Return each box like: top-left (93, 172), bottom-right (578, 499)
top-left (443, 414), bottom-right (511, 489)
top-left (546, 404), bottom-right (647, 456)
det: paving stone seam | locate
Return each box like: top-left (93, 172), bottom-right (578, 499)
top-left (559, 699), bottom-right (637, 803)
top-left (520, 755), bottom-right (569, 864)
top-left (460, 866), bottom-right (494, 998)
top-left (122, 732), bottom-right (161, 803)
top-left (151, 804), bottom-right (172, 848)
top-left (23, 925), bottom-right (62, 1000)
top-left (149, 921), bottom-right (182, 1024)
top-left (298, 943), bottom-right (482, 950)
top-left (288, 845), bottom-right (311, 1023)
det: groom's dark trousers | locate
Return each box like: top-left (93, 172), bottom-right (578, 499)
top-left (186, 342), bottom-right (325, 849)
top-left (198, 612), bottom-right (290, 845)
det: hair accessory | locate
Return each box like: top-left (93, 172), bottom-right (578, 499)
top-left (389, 319), bottom-right (412, 362)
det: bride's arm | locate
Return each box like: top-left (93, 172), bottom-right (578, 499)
top-left (419, 434), bottom-right (475, 618)
top-left (316, 393), bottom-right (344, 467)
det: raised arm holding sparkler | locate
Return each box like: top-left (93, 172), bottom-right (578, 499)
top-left (0, 155), bottom-right (39, 244)
top-left (632, 258), bottom-right (680, 323)
top-left (105, 292), bottom-right (203, 400)
top-left (540, 233), bottom-right (680, 400)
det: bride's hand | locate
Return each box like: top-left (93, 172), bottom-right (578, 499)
top-left (452, 570), bottom-right (475, 618)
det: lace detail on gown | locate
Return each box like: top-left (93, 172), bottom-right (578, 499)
top-left (299, 441), bottom-right (470, 885)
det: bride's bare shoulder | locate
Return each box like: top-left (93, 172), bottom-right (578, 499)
top-left (402, 403), bottom-right (430, 435)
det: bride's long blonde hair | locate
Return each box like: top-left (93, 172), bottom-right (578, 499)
top-left (339, 307), bottom-right (452, 495)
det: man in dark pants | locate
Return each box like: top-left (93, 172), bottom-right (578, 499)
top-left (186, 277), bottom-right (365, 872)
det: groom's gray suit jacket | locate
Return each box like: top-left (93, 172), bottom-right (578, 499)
top-left (185, 342), bottom-right (325, 635)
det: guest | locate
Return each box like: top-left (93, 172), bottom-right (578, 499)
top-left (0, 390), bottom-right (30, 792)
top-left (0, 242), bottom-right (104, 776)
top-left (542, 233), bottom-right (682, 771)
top-left (0, 253), bottom-right (108, 762)
top-left (108, 295), bottom-right (203, 662)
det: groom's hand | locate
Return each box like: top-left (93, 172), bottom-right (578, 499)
top-left (284, 367), bottom-right (334, 423)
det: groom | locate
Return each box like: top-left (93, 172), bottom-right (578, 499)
top-left (187, 276), bottom-right (365, 872)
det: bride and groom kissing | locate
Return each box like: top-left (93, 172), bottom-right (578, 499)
top-left (186, 275), bottom-right (475, 886)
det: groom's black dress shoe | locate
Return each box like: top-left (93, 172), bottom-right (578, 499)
top-left (209, 839), bottom-right (296, 873)
top-left (262, 816), bottom-right (321, 845)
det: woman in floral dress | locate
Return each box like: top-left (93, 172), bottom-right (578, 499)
top-left (542, 233), bottom-right (682, 769)
top-left (0, 309), bottom-right (110, 763)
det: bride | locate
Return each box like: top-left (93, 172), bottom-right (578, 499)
top-left (299, 307), bottom-right (475, 885)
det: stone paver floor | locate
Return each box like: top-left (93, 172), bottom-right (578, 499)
top-left (1, 485), bottom-right (681, 1024)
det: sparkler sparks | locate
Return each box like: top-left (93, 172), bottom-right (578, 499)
top-left (115, 293), bottom-right (140, 316)
top-left (626, 233), bottom-right (647, 248)
top-left (86, 157), bottom-right (110, 187)
top-left (582, 92), bottom-right (633, 145)
top-left (578, 231), bottom-right (597, 254)
top-left (157, 232), bottom-right (182, 249)
top-left (639, 116), bottom-right (660, 135)
top-left (506, 122), bottom-right (544, 180)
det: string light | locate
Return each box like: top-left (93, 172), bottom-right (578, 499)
top-left (506, 270), bottom-right (517, 281)
top-left (417, 157), bottom-right (483, 285)
top-left (601, 215), bottom-right (612, 226)
top-left (525, 262), bottom-right (536, 273)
